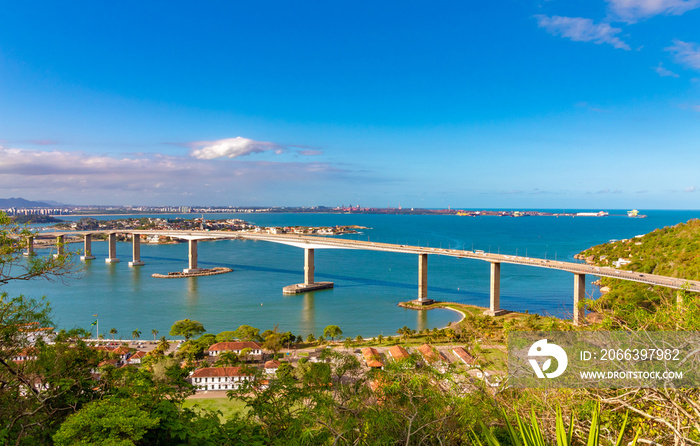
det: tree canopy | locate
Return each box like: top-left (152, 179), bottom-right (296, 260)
top-left (322, 325), bottom-right (342, 341)
top-left (169, 319), bottom-right (205, 341)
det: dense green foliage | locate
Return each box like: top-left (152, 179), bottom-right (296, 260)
top-left (169, 319), bottom-right (206, 341)
top-left (579, 219), bottom-right (700, 330)
top-left (580, 219), bottom-right (700, 278)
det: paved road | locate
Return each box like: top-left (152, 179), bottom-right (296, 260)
top-left (37, 229), bottom-right (700, 293)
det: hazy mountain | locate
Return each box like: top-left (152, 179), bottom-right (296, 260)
top-left (0, 197), bottom-right (54, 208)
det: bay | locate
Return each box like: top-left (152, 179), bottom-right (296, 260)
top-left (6, 210), bottom-right (699, 339)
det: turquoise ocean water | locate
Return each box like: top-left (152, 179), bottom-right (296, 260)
top-left (5, 210), bottom-right (699, 339)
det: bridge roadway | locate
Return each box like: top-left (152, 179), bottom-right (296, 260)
top-left (30, 229), bottom-right (700, 325)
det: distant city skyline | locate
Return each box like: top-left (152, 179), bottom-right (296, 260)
top-left (1, 1), bottom-right (699, 209)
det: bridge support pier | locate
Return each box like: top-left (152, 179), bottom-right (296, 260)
top-left (80, 234), bottom-right (95, 260)
top-left (415, 253), bottom-right (434, 305)
top-left (53, 235), bottom-right (65, 259)
top-left (573, 273), bottom-right (586, 326)
top-left (182, 239), bottom-right (200, 273)
top-left (129, 234), bottom-right (144, 267)
top-left (105, 233), bottom-right (120, 263)
top-left (23, 236), bottom-right (34, 257)
top-left (304, 248), bottom-right (315, 284)
top-left (283, 248), bottom-right (333, 294)
top-left (484, 262), bottom-right (507, 316)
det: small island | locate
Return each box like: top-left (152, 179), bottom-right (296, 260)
top-left (151, 267), bottom-right (233, 279)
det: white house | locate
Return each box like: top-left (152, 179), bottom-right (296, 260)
top-left (190, 367), bottom-right (255, 391)
top-left (264, 360), bottom-right (281, 375)
top-left (127, 350), bottom-right (147, 364)
top-left (207, 341), bottom-right (262, 357)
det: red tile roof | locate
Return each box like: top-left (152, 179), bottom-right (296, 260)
top-left (190, 367), bottom-right (254, 378)
top-left (388, 345), bottom-right (410, 360)
top-left (264, 360), bottom-right (281, 369)
top-left (362, 347), bottom-right (384, 368)
top-left (417, 344), bottom-right (443, 364)
top-left (112, 346), bottom-right (131, 355)
top-left (129, 351), bottom-right (147, 360)
top-left (207, 342), bottom-right (261, 352)
top-left (452, 347), bottom-right (476, 365)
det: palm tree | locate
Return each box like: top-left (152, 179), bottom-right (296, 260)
top-left (109, 328), bottom-right (117, 341)
top-left (132, 329), bottom-right (141, 341)
top-left (151, 329), bottom-right (158, 341)
top-left (215, 351), bottom-right (239, 367)
top-left (397, 326), bottom-right (414, 341)
top-left (158, 336), bottom-right (170, 353)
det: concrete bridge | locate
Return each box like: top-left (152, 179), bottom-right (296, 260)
top-left (26, 230), bottom-right (700, 326)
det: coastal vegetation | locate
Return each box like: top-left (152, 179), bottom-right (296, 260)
top-left (578, 218), bottom-right (700, 330)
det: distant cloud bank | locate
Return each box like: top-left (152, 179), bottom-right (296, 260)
top-left (0, 145), bottom-right (348, 203)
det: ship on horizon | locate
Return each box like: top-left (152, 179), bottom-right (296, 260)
top-left (627, 209), bottom-right (647, 218)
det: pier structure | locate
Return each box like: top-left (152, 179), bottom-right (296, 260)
top-left (80, 234), bottom-right (95, 260)
top-left (484, 262), bottom-right (507, 316)
top-left (53, 235), bottom-right (65, 259)
top-left (128, 234), bottom-right (144, 267)
top-left (283, 247), bottom-right (334, 294)
top-left (183, 239), bottom-right (200, 273)
top-left (573, 273), bottom-right (585, 326)
top-left (105, 233), bottom-right (119, 263)
top-left (415, 253), bottom-right (434, 305)
top-left (23, 236), bottom-right (34, 257)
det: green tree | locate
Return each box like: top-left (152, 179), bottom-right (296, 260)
top-left (275, 362), bottom-right (294, 381)
top-left (215, 351), bottom-right (240, 367)
top-left (151, 329), bottom-right (158, 341)
top-left (109, 327), bottom-right (117, 340)
top-left (0, 211), bottom-right (73, 286)
top-left (263, 332), bottom-right (283, 355)
top-left (0, 296), bottom-right (104, 445)
top-left (234, 324), bottom-right (260, 342)
top-left (52, 398), bottom-right (159, 446)
top-left (169, 319), bottom-right (205, 341)
top-left (155, 336), bottom-right (170, 355)
top-left (396, 325), bottom-right (415, 340)
top-left (215, 330), bottom-right (238, 342)
top-left (306, 333), bottom-right (316, 343)
top-left (323, 325), bottom-right (343, 341)
top-left (131, 329), bottom-right (141, 341)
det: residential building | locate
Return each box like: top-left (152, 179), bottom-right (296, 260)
top-left (190, 367), bottom-right (255, 391)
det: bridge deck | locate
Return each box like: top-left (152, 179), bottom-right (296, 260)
top-left (34, 229), bottom-right (700, 293)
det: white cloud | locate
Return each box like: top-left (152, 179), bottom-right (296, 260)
top-left (666, 40), bottom-right (700, 71)
top-left (188, 137), bottom-right (283, 160)
top-left (685, 186), bottom-right (697, 192)
top-left (653, 63), bottom-right (680, 77)
top-left (535, 15), bottom-right (631, 50)
top-left (607, 0), bottom-right (700, 22)
top-left (0, 146), bottom-right (352, 203)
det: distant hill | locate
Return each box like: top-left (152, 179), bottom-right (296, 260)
top-left (579, 219), bottom-right (700, 279)
top-left (578, 218), bottom-right (700, 329)
top-left (0, 197), bottom-right (54, 208)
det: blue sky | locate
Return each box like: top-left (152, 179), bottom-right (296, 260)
top-left (1, 1), bottom-right (699, 209)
